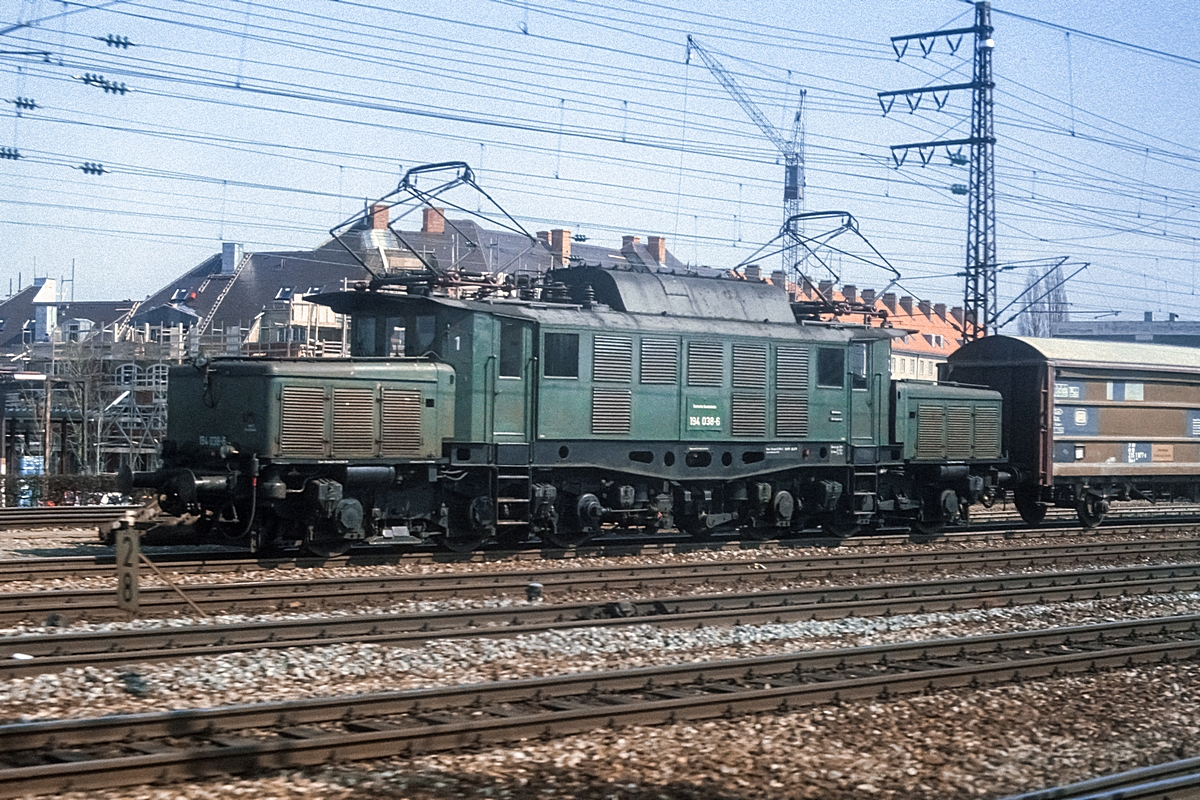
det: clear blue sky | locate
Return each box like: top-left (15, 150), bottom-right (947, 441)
top-left (2, 0), bottom-right (1198, 328)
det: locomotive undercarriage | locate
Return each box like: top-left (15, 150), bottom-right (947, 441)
top-left (134, 449), bottom-right (1005, 554)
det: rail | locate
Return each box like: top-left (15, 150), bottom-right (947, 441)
top-left (1, 615), bottom-right (1198, 797)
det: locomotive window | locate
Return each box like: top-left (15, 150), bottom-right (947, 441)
top-left (850, 343), bottom-right (868, 390)
top-left (499, 319), bottom-right (523, 377)
top-left (816, 348), bottom-right (845, 389)
top-left (351, 317), bottom-right (377, 356)
top-left (543, 333), bottom-right (579, 378)
top-left (407, 315), bottom-right (435, 356)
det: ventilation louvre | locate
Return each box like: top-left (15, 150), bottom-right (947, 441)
top-left (640, 338), bottom-right (678, 384)
top-left (732, 344), bottom-right (767, 389)
top-left (946, 406), bottom-right (973, 459)
top-left (593, 335), bottom-right (633, 383)
top-left (592, 388), bottom-right (632, 434)
top-left (775, 346), bottom-right (809, 438)
top-left (916, 404), bottom-right (946, 459)
top-left (381, 389), bottom-right (423, 456)
top-left (775, 346), bottom-right (809, 391)
top-left (332, 388), bottom-right (376, 457)
top-left (731, 393), bottom-right (767, 437)
top-left (687, 341), bottom-right (724, 387)
top-left (974, 405), bottom-right (1001, 457)
top-left (280, 386), bottom-right (326, 456)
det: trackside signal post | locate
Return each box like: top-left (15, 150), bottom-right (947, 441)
top-left (115, 527), bottom-right (139, 614)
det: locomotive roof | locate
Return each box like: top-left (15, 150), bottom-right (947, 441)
top-left (313, 284), bottom-right (896, 343)
top-left (949, 335), bottom-right (1200, 375)
top-left (546, 265), bottom-right (796, 324)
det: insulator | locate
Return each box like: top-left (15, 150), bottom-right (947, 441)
top-left (80, 162), bottom-right (106, 175)
top-left (0, 147), bottom-right (20, 160)
top-left (14, 97), bottom-right (37, 111)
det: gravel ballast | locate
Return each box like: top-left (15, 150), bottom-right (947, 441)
top-left (39, 660), bottom-right (1200, 800)
top-left (3, 590), bottom-right (1199, 722)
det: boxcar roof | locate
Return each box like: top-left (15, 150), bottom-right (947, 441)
top-left (949, 335), bottom-right (1200, 374)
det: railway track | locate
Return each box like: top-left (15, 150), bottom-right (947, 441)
top-left (1, 614), bottom-right (1197, 798)
top-left (5, 519), bottom-right (1200, 584)
top-left (3, 536), bottom-right (1200, 622)
top-left (0, 505), bottom-right (137, 531)
top-left (5, 560), bottom-right (1200, 677)
top-left (1000, 755), bottom-right (1200, 800)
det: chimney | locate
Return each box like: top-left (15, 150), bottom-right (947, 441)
top-left (647, 235), bottom-right (666, 263)
top-left (861, 288), bottom-right (876, 306)
top-left (1170, 312), bottom-right (1179, 322)
top-left (918, 299), bottom-right (932, 317)
top-left (771, 271), bottom-right (789, 292)
top-left (744, 264), bottom-right (761, 281)
top-left (1145, 311), bottom-right (1154, 322)
top-left (622, 235), bottom-right (640, 250)
top-left (550, 229), bottom-right (571, 266)
top-left (934, 303), bottom-right (947, 319)
top-left (370, 204), bottom-right (389, 230)
top-left (221, 242), bottom-right (243, 276)
top-left (421, 207), bottom-right (445, 234)
top-left (818, 280), bottom-right (834, 297)
top-left (899, 296), bottom-right (914, 315)
top-left (536, 231), bottom-right (551, 245)
top-left (951, 306), bottom-right (965, 324)
top-left (882, 293), bottom-right (897, 312)
top-left (843, 285), bottom-right (857, 304)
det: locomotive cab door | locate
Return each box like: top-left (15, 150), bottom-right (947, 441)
top-left (492, 317), bottom-right (533, 444)
top-left (848, 341), bottom-right (878, 446)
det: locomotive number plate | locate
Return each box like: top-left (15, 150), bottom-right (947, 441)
top-left (686, 398), bottom-right (725, 431)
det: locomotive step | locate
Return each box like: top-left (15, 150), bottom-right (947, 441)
top-left (497, 497), bottom-right (530, 503)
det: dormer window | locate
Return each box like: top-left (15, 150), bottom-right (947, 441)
top-left (306, 286), bottom-right (322, 295)
top-left (171, 288), bottom-right (190, 302)
top-left (275, 287), bottom-right (294, 301)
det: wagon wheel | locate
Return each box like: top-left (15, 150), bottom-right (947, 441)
top-left (1013, 487), bottom-right (1047, 527)
top-left (1076, 494), bottom-right (1108, 529)
top-left (302, 523), bottom-right (352, 559)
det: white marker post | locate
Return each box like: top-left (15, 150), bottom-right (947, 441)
top-left (115, 527), bottom-right (140, 615)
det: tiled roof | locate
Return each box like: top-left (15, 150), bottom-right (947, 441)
top-left (788, 282), bottom-right (966, 359)
top-left (132, 218), bottom-right (694, 334)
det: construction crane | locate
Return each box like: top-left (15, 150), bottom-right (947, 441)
top-left (686, 35), bottom-right (805, 279)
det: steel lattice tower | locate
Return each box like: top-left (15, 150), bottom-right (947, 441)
top-left (881, 1), bottom-right (998, 339)
top-left (964, 2), bottom-right (996, 340)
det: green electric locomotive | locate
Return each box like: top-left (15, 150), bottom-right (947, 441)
top-left (132, 262), bottom-right (1008, 555)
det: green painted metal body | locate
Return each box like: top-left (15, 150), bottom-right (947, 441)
top-left (894, 381), bottom-right (1003, 462)
top-left (166, 359), bottom-right (455, 461)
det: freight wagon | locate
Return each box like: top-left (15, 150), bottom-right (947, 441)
top-left (946, 336), bottom-right (1200, 527)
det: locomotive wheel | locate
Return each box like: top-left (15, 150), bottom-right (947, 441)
top-left (822, 513), bottom-right (860, 540)
top-left (1013, 487), bottom-right (1047, 527)
top-left (908, 518), bottom-right (946, 543)
top-left (495, 526), bottom-right (528, 550)
top-left (440, 495), bottom-right (492, 553)
top-left (439, 529), bottom-right (488, 553)
top-left (304, 536), bottom-right (352, 559)
top-left (1076, 494), bottom-right (1108, 529)
top-left (540, 494), bottom-right (599, 548)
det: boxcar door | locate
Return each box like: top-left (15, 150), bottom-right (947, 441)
top-left (492, 318), bottom-right (533, 443)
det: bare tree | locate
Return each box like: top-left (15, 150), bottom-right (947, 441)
top-left (1017, 264), bottom-right (1070, 337)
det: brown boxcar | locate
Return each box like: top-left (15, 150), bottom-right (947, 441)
top-left (945, 336), bottom-right (1200, 527)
